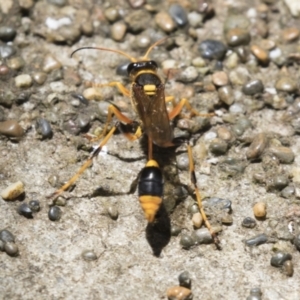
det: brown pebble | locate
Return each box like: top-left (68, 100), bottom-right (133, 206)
top-left (246, 133), bottom-right (268, 160)
top-left (155, 11), bottom-right (176, 33)
top-left (110, 21), bottom-right (127, 41)
top-left (251, 44), bottom-right (269, 64)
top-left (253, 202), bottom-right (267, 218)
top-left (33, 72), bottom-right (47, 85)
top-left (43, 54), bottom-right (62, 73)
top-left (260, 39), bottom-right (276, 51)
top-left (275, 77), bottom-right (298, 93)
top-left (0, 120), bottom-right (24, 138)
top-left (217, 127), bottom-right (233, 141)
top-left (166, 286), bottom-right (192, 300)
top-left (0, 64), bottom-right (9, 75)
top-left (283, 260), bottom-right (294, 277)
top-left (192, 212), bottom-right (203, 228)
top-left (212, 71), bottom-right (229, 87)
top-left (225, 28), bottom-right (251, 47)
top-left (218, 86), bottom-right (234, 105)
top-left (282, 27), bottom-right (300, 43)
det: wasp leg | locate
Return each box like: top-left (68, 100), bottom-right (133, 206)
top-left (91, 81), bottom-right (130, 97)
top-left (186, 143), bottom-right (220, 248)
top-left (165, 96), bottom-right (214, 120)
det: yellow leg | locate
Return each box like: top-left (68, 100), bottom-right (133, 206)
top-left (187, 143), bottom-right (220, 248)
top-left (166, 96), bottom-right (214, 120)
top-left (92, 81), bottom-right (130, 97)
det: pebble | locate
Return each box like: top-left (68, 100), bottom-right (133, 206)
top-left (282, 27), bottom-right (300, 42)
top-left (203, 197), bottom-right (232, 211)
top-left (166, 286), bottom-right (192, 300)
top-left (218, 86), bottom-right (234, 106)
top-left (191, 228), bottom-right (213, 245)
top-left (212, 71), bottom-right (229, 87)
top-left (275, 77), bottom-right (298, 93)
top-left (17, 203), bottom-right (33, 218)
top-left (270, 251), bottom-right (292, 267)
top-left (269, 47), bottom-right (285, 66)
top-left (246, 133), bottom-right (268, 160)
top-left (104, 7), bottom-right (119, 22)
top-left (242, 217), bottom-right (257, 228)
top-left (28, 200), bottom-right (40, 212)
top-left (269, 146), bottom-right (294, 164)
top-left (35, 118), bottom-right (53, 139)
top-left (178, 271), bottom-right (191, 289)
top-left (81, 250), bottom-right (98, 261)
top-left (229, 103), bottom-right (246, 114)
top-left (221, 213), bottom-right (233, 225)
top-left (250, 45), bottom-right (269, 64)
top-left (4, 242), bottom-right (19, 257)
top-left (282, 260), bottom-right (294, 277)
top-left (209, 138), bottom-right (228, 155)
top-left (124, 10), bottom-right (152, 33)
top-left (176, 66), bottom-right (198, 83)
top-left (169, 4), bottom-right (188, 27)
top-left (223, 14), bottom-right (250, 32)
top-left (217, 127), bottom-right (233, 142)
top-left (0, 26), bottom-right (16, 41)
top-left (294, 234), bottom-right (300, 251)
top-left (83, 88), bottom-right (102, 101)
top-left (225, 28), bottom-right (251, 47)
top-left (245, 233), bottom-right (268, 246)
top-left (48, 206), bottom-right (62, 221)
top-left (110, 21), bottom-right (127, 41)
top-left (198, 39), bottom-right (227, 60)
top-left (187, 11), bottom-right (203, 28)
top-left (0, 45), bottom-right (16, 58)
top-left (0, 120), bottom-right (24, 138)
top-left (246, 287), bottom-right (262, 300)
top-left (1, 181), bottom-right (25, 200)
top-left (42, 54), bottom-right (62, 73)
top-left (128, 0), bottom-right (144, 8)
top-left (281, 185), bottom-right (295, 198)
top-left (242, 79), bottom-right (264, 95)
top-left (0, 229), bottom-right (15, 243)
top-left (171, 225), bottom-right (181, 236)
top-left (155, 11), bottom-right (176, 33)
top-left (192, 212), bottom-right (203, 228)
top-left (14, 74), bottom-right (33, 88)
top-left (7, 57), bottom-right (25, 70)
top-left (180, 234), bottom-right (195, 249)
top-left (107, 205), bottom-right (118, 220)
top-left (253, 202), bottom-right (267, 219)
top-left (0, 240), bottom-right (4, 251)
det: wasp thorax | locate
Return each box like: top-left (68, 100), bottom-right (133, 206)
top-left (127, 60), bottom-right (158, 76)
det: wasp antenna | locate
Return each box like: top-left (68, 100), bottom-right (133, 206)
top-left (70, 46), bottom-right (137, 62)
top-left (141, 36), bottom-right (170, 61)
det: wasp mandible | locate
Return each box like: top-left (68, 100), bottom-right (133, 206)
top-left (49, 37), bottom-right (220, 247)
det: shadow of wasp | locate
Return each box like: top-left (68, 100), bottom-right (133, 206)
top-left (48, 37), bottom-right (220, 249)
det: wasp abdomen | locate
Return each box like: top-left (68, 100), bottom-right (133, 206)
top-left (138, 161), bottom-right (163, 223)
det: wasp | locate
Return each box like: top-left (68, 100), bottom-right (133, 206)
top-left (49, 37), bottom-right (219, 247)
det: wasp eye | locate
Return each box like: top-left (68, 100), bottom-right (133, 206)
top-left (127, 63), bottom-right (136, 75)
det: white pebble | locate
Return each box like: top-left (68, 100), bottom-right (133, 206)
top-left (15, 74), bottom-right (32, 88)
top-left (1, 181), bottom-right (25, 200)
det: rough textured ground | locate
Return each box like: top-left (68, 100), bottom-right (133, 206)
top-left (1, 0), bottom-right (300, 299)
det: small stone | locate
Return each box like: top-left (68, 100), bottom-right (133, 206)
top-left (107, 205), bottom-right (118, 220)
top-left (198, 39), bottom-right (227, 60)
top-left (282, 260), bottom-right (294, 277)
top-left (82, 250), bottom-right (98, 261)
top-left (218, 86), bottom-right (234, 105)
top-left (212, 71), bottom-right (229, 87)
top-left (17, 203), bottom-right (33, 218)
top-left (177, 66), bottom-right (198, 83)
top-left (178, 271), bottom-right (191, 289)
top-left (192, 212), bottom-right (203, 228)
top-left (294, 234), bottom-right (300, 251)
top-left (14, 74), bottom-right (32, 88)
top-left (209, 138), bottom-right (228, 155)
top-left (1, 181), bottom-right (25, 200)
top-left (104, 7), bottom-right (119, 22)
top-left (19, 0), bottom-right (34, 10)
top-left (0, 120), bottom-right (24, 138)
top-left (242, 217), bottom-right (257, 228)
top-left (155, 11), bottom-right (176, 33)
top-left (217, 127), bottom-right (233, 141)
top-left (48, 206), bottom-right (62, 221)
top-left (242, 79), bottom-right (264, 95)
top-left (0, 240), bottom-right (4, 251)
top-left (7, 57), bottom-right (25, 70)
top-left (270, 251), bottom-right (292, 267)
top-left (275, 77), bottom-right (298, 93)
top-left (166, 286), bottom-right (192, 300)
top-left (110, 21), bottom-right (127, 41)
top-left (171, 225), bottom-right (181, 236)
top-left (124, 10), bottom-right (152, 33)
top-left (0, 45), bottom-right (16, 58)
top-left (35, 118), bottom-right (53, 139)
top-left (4, 242), bottom-right (19, 257)
top-left (0, 229), bottom-right (15, 243)
top-left (180, 234), bottom-right (194, 249)
top-left (83, 88), bottom-right (102, 101)
top-left (225, 28), bottom-right (251, 47)
top-left (250, 45), bottom-right (269, 64)
top-left (28, 200), bottom-right (40, 212)
top-left (32, 72), bottom-right (47, 85)
top-left (191, 228), bottom-right (213, 244)
top-left (203, 197), bottom-right (232, 211)
top-left (221, 213), bottom-right (233, 225)
top-left (246, 133), bottom-right (268, 160)
top-left (245, 233), bottom-right (268, 246)
top-left (43, 54), bottom-right (62, 73)
top-left (253, 202), bottom-right (266, 219)
top-left (188, 11), bottom-right (203, 28)
top-left (0, 26), bottom-right (16, 42)
top-left (268, 146), bottom-right (294, 164)
top-left (282, 27), bottom-right (300, 43)
top-left (169, 4), bottom-right (188, 27)
top-left (128, 0), bottom-right (144, 8)
top-left (246, 287), bottom-right (262, 300)
top-left (224, 14), bottom-right (250, 32)
top-left (281, 185), bottom-right (295, 198)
